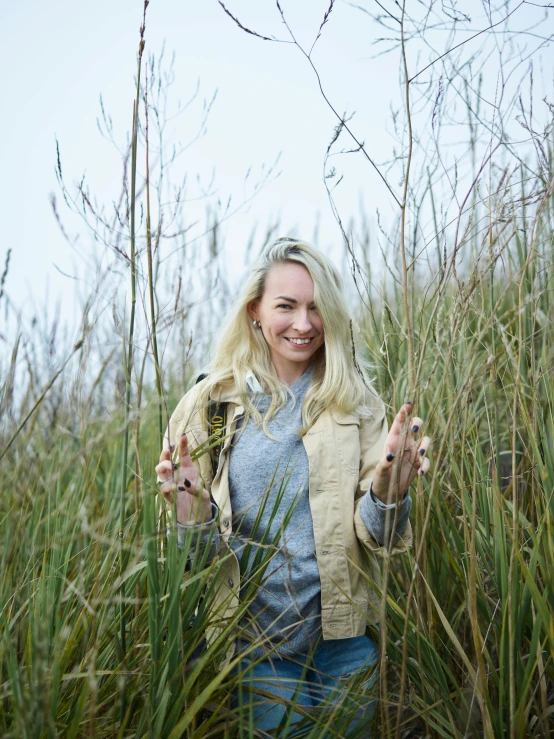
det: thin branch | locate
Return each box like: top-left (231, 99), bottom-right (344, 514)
top-left (218, 0), bottom-right (402, 206)
top-left (308, 0), bottom-right (336, 57)
top-left (409, 1), bottom-right (526, 83)
top-left (218, 2), bottom-right (280, 42)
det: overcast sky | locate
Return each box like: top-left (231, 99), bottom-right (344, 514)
top-left (2, 2), bottom-right (395, 315)
top-left (2, 0), bottom-right (552, 343)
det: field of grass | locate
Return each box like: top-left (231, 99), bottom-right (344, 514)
top-left (1, 182), bottom-right (553, 736)
top-left (1, 2), bottom-right (553, 736)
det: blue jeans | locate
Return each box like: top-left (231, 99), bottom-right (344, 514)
top-left (233, 634), bottom-right (378, 737)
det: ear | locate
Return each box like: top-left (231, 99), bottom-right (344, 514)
top-left (247, 300), bottom-right (259, 321)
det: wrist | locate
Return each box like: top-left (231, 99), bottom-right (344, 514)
top-left (176, 491), bottom-right (214, 525)
top-left (370, 481), bottom-right (409, 508)
top-left (370, 481), bottom-right (392, 504)
top-left (177, 501), bottom-right (219, 531)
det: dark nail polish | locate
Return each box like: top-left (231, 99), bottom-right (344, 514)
top-left (178, 485), bottom-right (186, 491)
top-left (386, 453), bottom-right (394, 462)
top-left (169, 444), bottom-right (175, 451)
top-left (419, 448), bottom-right (425, 455)
top-left (419, 469), bottom-right (425, 475)
top-left (184, 478), bottom-right (191, 488)
top-left (172, 462), bottom-right (179, 470)
top-left (405, 400), bottom-right (413, 406)
top-left (412, 425), bottom-right (419, 433)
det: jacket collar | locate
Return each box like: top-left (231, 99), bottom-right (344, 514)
top-left (211, 366), bottom-right (313, 404)
top-left (210, 371), bottom-right (262, 405)
top-left (246, 370), bottom-right (264, 394)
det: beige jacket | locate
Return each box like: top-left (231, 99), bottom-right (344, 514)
top-left (163, 378), bottom-right (412, 655)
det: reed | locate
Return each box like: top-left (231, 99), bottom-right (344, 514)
top-left (2, 172), bottom-right (552, 737)
top-left (1, 2), bottom-right (553, 737)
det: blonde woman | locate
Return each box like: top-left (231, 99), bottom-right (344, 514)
top-left (156, 238), bottom-right (431, 734)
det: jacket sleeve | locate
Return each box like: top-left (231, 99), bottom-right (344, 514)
top-left (353, 402), bottom-right (413, 555)
top-left (177, 506), bottom-right (220, 561)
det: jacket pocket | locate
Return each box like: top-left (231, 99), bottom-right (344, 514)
top-left (333, 414), bottom-right (361, 475)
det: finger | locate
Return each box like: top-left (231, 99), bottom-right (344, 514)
top-left (390, 402), bottom-right (413, 433)
top-left (178, 475), bottom-right (202, 497)
top-left (179, 432), bottom-right (193, 467)
top-left (386, 402), bottom-right (414, 455)
top-left (159, 444), bottom-right (176, 464)
top-left (159, 482), bottom-right (175, 503)
top-left (373, 458), bottom-right (393, 487)
top-left (418, 457), bottom-right (431, 476)
top-left (417, 436), bottom-right (432, 458)
top-left (383, 449), bottom-right (396, 466)
top-left (410, 416), bottom-right (423, 434)
top-left (155, 460), bottom-right (174, 480)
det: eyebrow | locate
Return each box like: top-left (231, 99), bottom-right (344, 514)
top-left (274, 295), bottom-right (298, 303)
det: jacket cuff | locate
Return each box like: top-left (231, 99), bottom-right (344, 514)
top-left (176, 503), bottom-right (220, 559)
top-left (354, 497), bottom-right (413, 555)
top-left (369, 481), bottom-right (410, 509)
top-left (175, 501), bottom-right (219, 528)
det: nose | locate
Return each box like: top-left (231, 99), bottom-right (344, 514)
top-left (292, 310), bottom-right (312, 333)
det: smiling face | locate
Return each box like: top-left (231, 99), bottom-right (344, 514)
top-left (248, 261), bottom-right (325, 385)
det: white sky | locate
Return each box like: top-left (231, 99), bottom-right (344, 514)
top-left (1, 0), bottom-right (552, 346)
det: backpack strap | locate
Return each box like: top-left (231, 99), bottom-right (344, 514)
top-left (208, 402), bottom-right (227, 479)
top-left (196, 374), bottom-right (227, 479)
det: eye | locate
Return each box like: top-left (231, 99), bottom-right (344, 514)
top-left (277, 303), bottom-right (292, 309)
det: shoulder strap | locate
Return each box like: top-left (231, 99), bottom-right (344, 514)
top-left (196, 373), bottom-right (227, 478)
top-left (208, 401), bottom-right (227, 478)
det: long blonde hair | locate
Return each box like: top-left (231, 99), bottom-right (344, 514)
top-left (197, 237), bottom-right (379, 433)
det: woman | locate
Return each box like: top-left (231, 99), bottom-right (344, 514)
top-left (156, 238), bottom-right (431, 735)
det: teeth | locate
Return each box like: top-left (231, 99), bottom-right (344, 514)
top-left (288, 338), bottom-right (311, 344)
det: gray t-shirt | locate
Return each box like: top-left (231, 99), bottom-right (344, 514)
top-left (228, 366), bottom-right (320, 655)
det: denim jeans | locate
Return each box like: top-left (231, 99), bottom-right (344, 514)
top-left (233, 634), bottom-right (378, 737)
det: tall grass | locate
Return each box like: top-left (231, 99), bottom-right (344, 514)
top-left (1, 180), bottom-right (552, 737)
top-left (1, 2), bottom-right (553, 737)
top-left (360, 179), bottom-right (554, 738)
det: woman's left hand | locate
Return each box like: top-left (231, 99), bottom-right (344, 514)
top-left (371, 402), bottom-right (431, 505)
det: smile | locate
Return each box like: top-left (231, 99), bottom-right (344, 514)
top-left (285, 337), bottom-right (313, 345)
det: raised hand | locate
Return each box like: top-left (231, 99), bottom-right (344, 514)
top-left (155, 432), bottom-right (213, 524)
top-left (371, 402), bottom-right (431, 505)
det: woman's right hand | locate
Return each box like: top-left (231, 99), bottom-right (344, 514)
top-left (155, 432), bottom-right (213, 524)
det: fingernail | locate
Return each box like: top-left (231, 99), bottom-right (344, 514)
top-left (181, 432), bottom-right (187, 438)
top-left (178, 485), bottom-right (186, 491)
top-left (184, 478), bottom-right (191, 488)
top-left (419, 448), bottom-right (425, 455)
top-left (419, 468), bottom-right (425, 475)
top-left (405, 400), bottom-right (413, 406)
top-left (386, 453), bottom-right (395, 462)
top-left (169, 444), bottom-right (175, 451)
top-left (412, 425), bottom-right (419, 433)
top-left (172, 462), bottom-right (179, 470)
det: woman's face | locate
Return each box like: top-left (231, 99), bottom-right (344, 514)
top-left (248, 261), bottom-right (325, 384)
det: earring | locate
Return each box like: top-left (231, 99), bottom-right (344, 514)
top-left (252, 319), bottom-right (261, 329)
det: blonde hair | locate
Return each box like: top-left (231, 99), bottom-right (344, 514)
top-left (197, 237), bottom-right (378, 434)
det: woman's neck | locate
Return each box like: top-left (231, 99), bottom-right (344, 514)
top-left (272, 361), bottom-right (312, 386)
